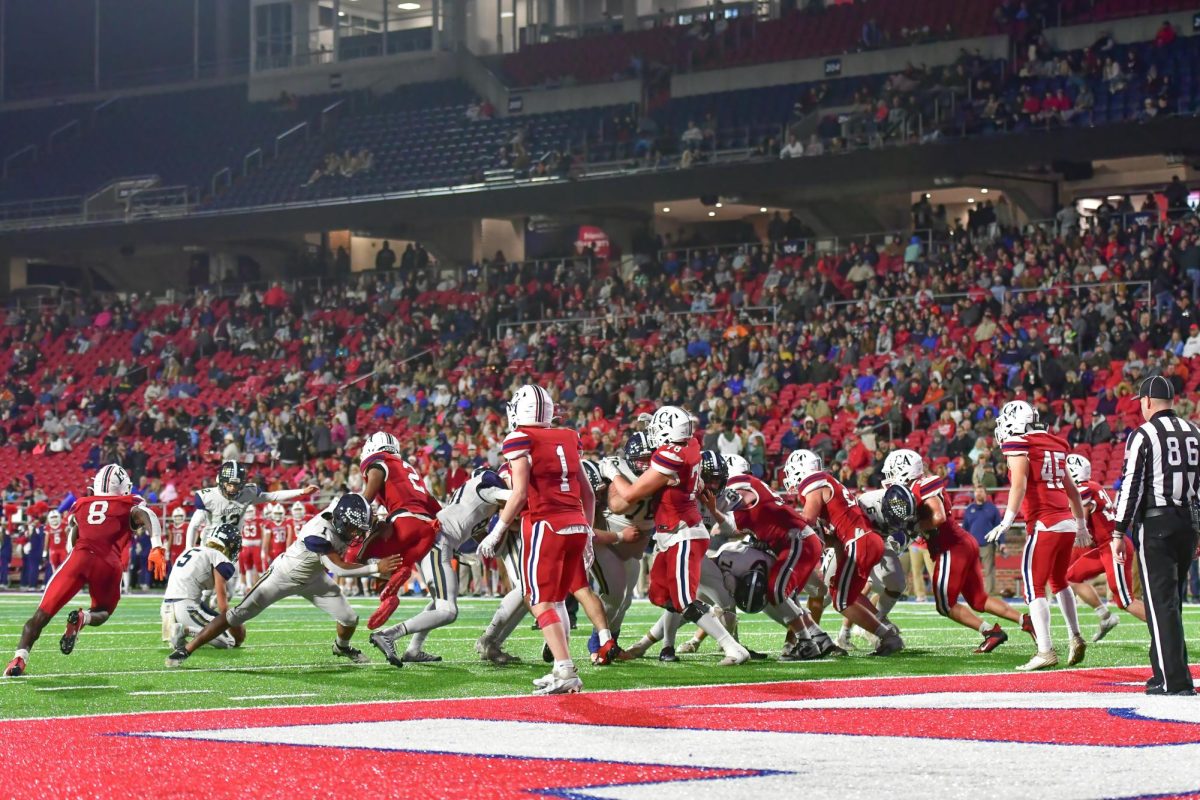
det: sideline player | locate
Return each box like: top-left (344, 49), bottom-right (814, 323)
top-left (882, 450), bottom-right (1027, 652)
top-left (185, 460), bottom-right (316, 549)
top-left (986, 400), bottom-right (1090, 670)
top-left (43, 510), bottom-right (68, 577)
top-left (479, 384), bottom-right (618, 694)
top-left (166, 494), bottom-right (400, 667)
top-left (370, 468), bottom-right (512, 666)
top-left (163, 523), bottom-right (245, 651)
top-left (166, 506), bottom-right (189, 563)
top-left (261, 502), bottom-right (293, 566)
top-left (782, 449), bottom-right (903, 655)
top-left (239, 505), bottom-right (264, 589)
top-left (5, 465), bottom-right (167, 677)
top-left (1064, 454), bottom-right (1146, 640)
top-left (604, 406), bottom-right (750, 666)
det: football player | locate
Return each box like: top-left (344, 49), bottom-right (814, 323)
top-left (185, 461), bottom-right (317, 550)
top-left (1064, 454), bottom-right (1146, 640)
top-left (239, 505), bottom-right (264, 589)
top-left (986, 401), bottom-right (1090, 671)
top-left (352, 432), bottom-right (444, 630)
top-left (474, 462), bottom-right (528, 666)
top-left (370, 468), bottom-right (512, 666)
top-left (603, 407), bottom-right (750, 666)
top-left (166, 506), bottom-right (189, 564)
top-left (782, 449), bottom-right (903, 656)
top-left (881, 450), bottom-right (1027, 652)
top-left (479, 385), bottom-right (618, 694)
top-left (167, 494), bottom-right (400, 668)
top-left (261, 502), bottom-right (292, 567)
top-left (162, 524), bottom-right (245, 651)
top-left (6, 466), bottom-right (167, 677)
top-left (43, 510), bottom-right (68, 577)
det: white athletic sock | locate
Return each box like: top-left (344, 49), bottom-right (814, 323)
top-left (482, 588), bottom-right (525, 644)
top-left (661, 612), bottom-right (683, 648)
top-left (696, 614), bottom-right (743, 655)
top-left (1055, 588), bottom-right (1081, 637)
top-left (13, 648), bottom-right (28, 660)
top-left (598, 629), bottom-right (612, 646)
top-left (648, 611), bottom-right (672, 642)
top-left (79, 610), bottom-right (93, 626)
top-left (1094, 603), bottom-right (1112, 620)
top-left (978, 621), bottom-right (992, 634)
top-left (840, 618), bottom-right (853, 634)
top-left (382, 621), bottom-right (409, 639)
top-left (336, 636), bottom-right (352, 648)
top-left (1029, 596), bottom-right (1053, 651)
top-left (876, 591), bottom-right (900, 621)
top-left (553, 658), bottom-right (576, 674)
top-left (873, 622), bottom-right (892, 639)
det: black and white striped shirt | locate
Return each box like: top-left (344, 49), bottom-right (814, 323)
top-left (1113, 410), bottom-right (1200, 534)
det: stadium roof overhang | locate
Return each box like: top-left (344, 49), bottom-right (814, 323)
top-left (5, 115), bottom-right (1200, 255)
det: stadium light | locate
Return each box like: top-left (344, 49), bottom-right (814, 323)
top-left (338, 10), bottom-right (346, 15)
top-left (397, 2), bottom-right (421, 8)
top-left (708, 211), bottom-right (716, 217)
top-left (981, 188), bottom-right (989, 194)
top-left (715, 202), bottom-right (723, 208)
top-left (501, 11), bottom-right (514, 16)
top-left (967, 197), bottom-right (975, 204)
top-left (759, 207), bottom-right (767, 213)
top-left (662, 207), bottom-right (670, 213)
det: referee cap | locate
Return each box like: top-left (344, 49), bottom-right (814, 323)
top-left (1138, 375), bottom-right (1175, 401)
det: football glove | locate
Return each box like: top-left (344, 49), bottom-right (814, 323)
top-left (716, 486), bottom-right (745, 514)
top-left (1073, 518), bottom-right (1093, 548)
top-left (984, 511), bottom-right (1016, 544)
top-left (148, 546), bottom-right (169, 581)
top-left (598, 457), bottom-right (624, 483)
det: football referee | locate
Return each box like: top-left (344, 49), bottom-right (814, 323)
top-left (1112, 376), bottom-right (1200, 696)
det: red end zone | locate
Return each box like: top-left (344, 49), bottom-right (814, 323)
top-left (6, 668), bottom-right (1200, 799)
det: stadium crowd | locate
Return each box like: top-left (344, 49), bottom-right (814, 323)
top-left (1, 198), bottom-right (1200, 592)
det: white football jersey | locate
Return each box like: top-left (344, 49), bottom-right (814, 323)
top-left (195, 485), bottom-right (262, 529)
top-left (272, 500), bottom-right (344, 582)
top-left (713, 539), bottom-right (773, 580)
top-left (438, 475), bottom-right (510, 549)
top-left (857, 489), bottom-right (887, 530)
top-left (602, 462), bottom-right (656, 534)
top-left (164, 546), bottom-right (235, 601)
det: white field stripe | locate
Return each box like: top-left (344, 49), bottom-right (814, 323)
top-left (33, 685), bottom-right (115, 691)
top-left (128, 689), bottom-right (216, 696)
top-left (228, 693), bottom-right (319, 701)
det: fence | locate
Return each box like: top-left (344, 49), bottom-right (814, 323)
top-left (495, 303), bottom-right (779, 341)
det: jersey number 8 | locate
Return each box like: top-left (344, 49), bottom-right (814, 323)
top-left (87, 501), bottom-right (109, 525)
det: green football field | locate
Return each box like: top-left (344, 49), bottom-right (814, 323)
top-left (0, 592), bottom-right (1170, 720)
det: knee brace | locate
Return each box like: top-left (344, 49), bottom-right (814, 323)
top-left (536, 609), bottom-right (560, 629)
top-left (681, 599), bottom-right (711, 624)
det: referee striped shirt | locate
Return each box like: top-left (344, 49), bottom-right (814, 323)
top-left (1113, 409), bottom-right (1200, 534)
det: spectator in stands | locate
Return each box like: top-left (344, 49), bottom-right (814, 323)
top-left (681, 120), bottom-right (703, 151)
top-left (779, 134), bottom-right (804, 159)
top-left (376, 241), bottom-right (397, 271)
top-left (1165, 176), bottom-right (1190, 217)
top-left (963, 485), bottom-right (1003, 593)
top-left (1154, 20), bottom-right (1177, 49)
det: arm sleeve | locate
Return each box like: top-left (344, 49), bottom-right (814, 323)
top-left (140, 505), bottom-right (164, 549)
top-left (303, 535), bottom-right (333, 554)
top-left (185, 509), bottom-right (206, 549)
top-left (215, 562), bottom-right (236, 581)
top-left (261, 488), bottom-right (308, 503)
top-left (478, 486), bottom-right (513, 506)
top-left (1113, 429), bottom-right (1148, 534)
top-left (320, 555), bottom-right (380, 578)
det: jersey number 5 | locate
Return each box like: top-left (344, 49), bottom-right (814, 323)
top-left (87, 501), bottom-right (109, 525)
top-left (1040, 452), bottom-right (1066, 489)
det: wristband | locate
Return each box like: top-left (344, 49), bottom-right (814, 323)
top-left (487, 518), bottom-right (510, 541)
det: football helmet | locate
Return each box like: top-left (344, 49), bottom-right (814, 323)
top-left (331, 493), bottom-right (372, 545)
top-left (170, 506), bottom-right (187, 526)
top-left (700, 450), bottom-right (729, 493)
top-left (723, 453), bottom-right (750, 477)
top-left (734, 563), bottom-right (768, 614)
top-left (206, 523), bottom-right (241, 559)
top-left (1065, 454), bottom-right (1091, 485)
top-left (881, 483), bottom-right (918, 531)
top-left (580, 460), bottom-right (606, 494)
top-left (266, 502), bottom-right (286, 523)
top-left (46, 510), bottom-right (62, 529)
top-left (361, 431), bottom-right (400, 461)
top-left (782, 449), bottom-right (822, 493)
top-left (882, 449), bottom-right (925, 487)
top-left (623, 432), bottom-right (654, 475)
top-left (507, 384), bottom-right (554, 430)
top-left (290, 501), bottom-right (307, 522)
top-left (995, 400), bottom-right (1038, 444)
top-left (647, 406), bottom-right (693, 447)
top-left (92, 464), bottom-right (132, 497)
top-left (243, 505), bottom-right (257, 523)
top-left (218, 460), bottom-right (249, 500)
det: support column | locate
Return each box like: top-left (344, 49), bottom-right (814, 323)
top-left (431, 0), bottom-right (440, 51)
top-left (193, 0), bottom-right (200, 79)
top-left (93, 0), bottom-right (101, 90)
top-left (333, 0), bottom-right (341, 62)
top-left (622, 0), bottom-right (636, 31)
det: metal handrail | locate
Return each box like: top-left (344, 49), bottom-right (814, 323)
top-left (275, 122), bottom-right (308, 158)
top-left (2, 144), bottom-right (36, 179)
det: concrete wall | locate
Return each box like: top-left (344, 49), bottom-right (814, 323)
top-left (510, 79), bottom-right (641, 114)
top-left (481, 218), bottom-right (526, 261)
top-left (1044, 10), bottom-right (1197, 53)
top-left (671, 34), bottom-right (1011, 98)
top-left (247, 50), bottom-right (457, 101)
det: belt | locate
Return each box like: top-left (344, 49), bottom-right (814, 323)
top-left (1144, 507), bottom-right (1188, 520)
top-left (162, 598), bottom-right (184, 604)
top-left (387, 509), bottom-right (435, 524)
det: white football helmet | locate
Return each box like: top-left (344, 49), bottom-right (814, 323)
top-left (995, 400), bottom-right (1038, 444)
top-left (170, 506), bottom-right (187, 526)
top-left (266, 502), bottom-right (286, 523)
top-left (92, 464), bottom-right (132, 497)
top-left (1065, 454), bottom-right (1091, 485)
top-left (243, 505), bottom-right (257, 523)
top-left (723, 453), bottom-right (750, 477)
top-left (647, 406), bottom-right (694, 447)
top-left (507, 384), bottom-right (554, 430)
top-left (782, 449), bottom-right (823, 493)
top-left (361, 431), bottom-right (400, 461)
top-left (46, 510), bottom-right (62, 530)
top-left (290, 501), bottom-right (307, 522)
top-left (882, 449), bottom-right (926, 487)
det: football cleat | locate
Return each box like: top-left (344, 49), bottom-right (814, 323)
top-left (60, 609), bottom-right (85, 655)
top-left (369, 631), bottom-right (404, 669)
top-left (367, 594), bottom-right (401, 631)
top-left (1067, 634), bottom-right (1087, 666)
top-left (164, 648), bottom-right (190, 668)
top-left (4, 656), bottom-right (25, 677)
top-left (476, 638), bottom-right (519, 665)
top-left (533, 672), bottom-right (583, 696)
top-left (974, 624), bottom-right (1008, 654)
top-left (1019, 613), bottom-right (1036, 642)
top-left (871, 629), bottom-right (905, 657)
top-left (676, 639), bottom-right (702, 654)
top-left (168, 623), bottom-right (187, 652)
top-left (1093, 614), bottom-right (1120, 643)
top-left (658, 646), bottom-right (678, 663)
top-left (333, 642), bottom-right (371, 664)
top-left (719, 644), bottom-right (752, 666)
top-left (594, 639), bottom-right (621, 666)
top-left (780, 639), bottom-right (822, 661)
top-left (616, 641), bottom-right (648, 661)
top-left (835, 629), bottom-right (856, 651)
top-left (814, 632), bottom-right (848, 657)
top-left (1015, 649), bottom-right (1059, 671)
top-left (746, 648), bottom-right (769, 661)
top-left (401, 650), bottom-right (443, 663)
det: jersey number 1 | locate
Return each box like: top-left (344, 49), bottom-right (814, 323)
top-left (555, 445), bottom-right (570, 492)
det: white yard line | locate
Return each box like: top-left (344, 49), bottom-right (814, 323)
top-left (33, 685), bottom-right (115, 692)
top-left (128, 689), bottom-right (216, 696)
top-left (228, 693), bottom-right (319, 701)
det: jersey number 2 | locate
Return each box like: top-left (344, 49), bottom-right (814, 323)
top-left (87, 501), bottom-right (109, 525)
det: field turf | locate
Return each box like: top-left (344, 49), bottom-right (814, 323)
top-left (0, 592), bottom-right (1167, 720)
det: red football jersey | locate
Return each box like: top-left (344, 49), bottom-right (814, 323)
top-left (70, 495), bottom-right (142, 562)
top-left (168, 523), bottom-right (186, 554)
top-left (1079, 479), bottom-right (1117, 546)
top-left (501, 426), bottom-right (589, 531)
top-left (241, 518), bottom-right (262, 544)
top-left (728, 474), bottom-right (808, 551)
top-left (911, 474), bottom-right (976, 558)
top-left (47, 525), bottom-right (69, 552)
top-left (797, 471), bottom-right (874, 545)
top-left (650, 439), bottom-right (703, 531)
top-left (1000, 430), bottom-right (1073, 528)
top-left (361, 451), bottom-right (442, 519)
